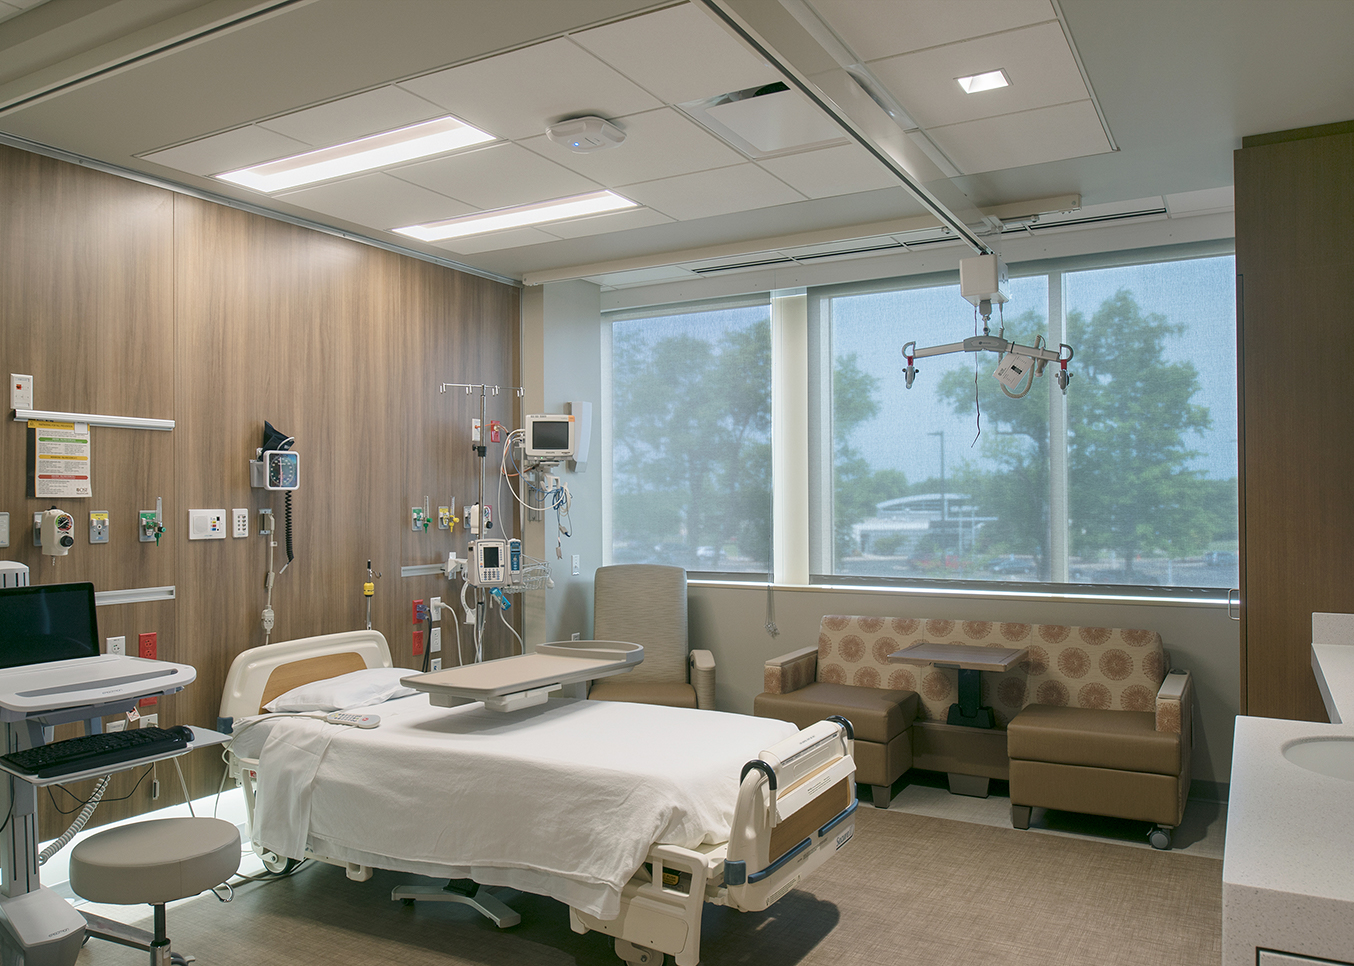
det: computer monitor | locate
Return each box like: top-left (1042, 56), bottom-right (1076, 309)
top-left (524, 413), bottom-right (576, 461)
top-left (0, 582), bottom-right (99, 670)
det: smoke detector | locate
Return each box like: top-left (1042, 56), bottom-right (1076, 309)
top-left (547, 116), bottom-right (626, 153)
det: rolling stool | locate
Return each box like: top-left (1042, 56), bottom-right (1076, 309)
top-left (69, 817), bottom-right (241, 966)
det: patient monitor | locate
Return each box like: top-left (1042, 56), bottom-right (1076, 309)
top-left (523, 413), bottom-right (576, 462)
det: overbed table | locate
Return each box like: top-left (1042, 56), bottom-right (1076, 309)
top-left (888, 642), bottom-right (1028, 729)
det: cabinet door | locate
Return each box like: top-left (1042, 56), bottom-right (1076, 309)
top-left (1234, 128), bottom-right (1354, 721)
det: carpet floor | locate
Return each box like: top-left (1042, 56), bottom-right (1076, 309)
top-left (74, 807), bottom-right (1222, 966)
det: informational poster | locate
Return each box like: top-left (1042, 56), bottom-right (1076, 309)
top-left (29, 421), bottom-right (91, 498)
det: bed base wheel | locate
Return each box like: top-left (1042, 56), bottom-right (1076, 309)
top-left (1148, 825), bottom-right (1173, 850)
top-left (1011, 804), bottom-right (1031, 829)
top-left (614, 939), bottom-right (664, 965)
top-left (870, 784), bottom-right (893, 808)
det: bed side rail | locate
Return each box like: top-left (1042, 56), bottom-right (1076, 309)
top-left (723, 717), bottom-right (856, 912)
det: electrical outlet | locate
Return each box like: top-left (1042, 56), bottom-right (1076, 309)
top-left (232, 508), bottom-right (249, 538)
top-left (106, 636), bottom-right (125, 656)
top-left (412, 599), bottom-right (423, 623)
top-left (430, 627), bottom-right (442, 653)
top-left (572, 554), bottom-right (580, 575)
top-left (412, 629), bottom-right (424, 656)
top-left (140, 714), bottom-right (157, 728)
top-left (430, 657), bottom-right (442, 672)
top-left (139, 632), bottom-right (156, 659)
top-left (571, 632), bottom-right (581, 641)
top-left (430, 596), bottom-right (441, 621)
top-left (0, 511), bottom-right (8, 548)
top-left (106, 719), bottom-right (127, 733)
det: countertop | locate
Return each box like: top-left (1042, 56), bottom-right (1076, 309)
top-left (1223, 643), bottom-right (1354, 964)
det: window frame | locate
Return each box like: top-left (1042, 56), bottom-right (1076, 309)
top-left (806, 239), bottom-right (1237, 600)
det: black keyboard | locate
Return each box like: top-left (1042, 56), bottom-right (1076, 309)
top-left (1, 726), bottom-right (191, 779)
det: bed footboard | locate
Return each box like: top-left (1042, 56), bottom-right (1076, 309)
top-left (570, 717), bottom-right (856, 966)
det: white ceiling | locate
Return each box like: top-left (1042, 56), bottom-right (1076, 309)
top-left (0, 0), bottom-right (1351, 285)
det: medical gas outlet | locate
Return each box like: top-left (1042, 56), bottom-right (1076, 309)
top-left (39, 508), bottom-right (75, 556)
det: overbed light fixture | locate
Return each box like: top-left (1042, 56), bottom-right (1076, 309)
top-left (956, 69), bottom-right (1011, 94)
top-left (394, 190), bottom-right (638, 242)
top-left (215, 116), bottom-right (496, 192)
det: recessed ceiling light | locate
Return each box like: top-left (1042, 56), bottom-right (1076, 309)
top-left (394, 190), bottom-right (638, 242)
top-left (215, 116), bottom-right (496, 192)
top-left (956, 69), bottom-right (1010, 94)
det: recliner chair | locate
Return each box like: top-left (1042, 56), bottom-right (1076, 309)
top-left (586, 564), bottom-right (716, 709)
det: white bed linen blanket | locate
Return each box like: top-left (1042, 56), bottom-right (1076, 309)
top-left (242, 695), bottom-right (796, 918)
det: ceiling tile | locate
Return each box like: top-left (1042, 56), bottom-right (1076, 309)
top-left (519, 108), bottom-right (745, 186)
top-left (756, 142), bottom-right (899, 199)
top-left (276, 173), bottom-right (474, 230)
top-left (398, 37), bottom-right (661, 142)
top-left (140, 125), bottom-right (310, 177)
top-left (570, 3), bottom-right (781, 104)
top-left (868, 22), bottom-right (1087, 129)
top-left (390, 141), bottom-right (600, 209)
top-left (256, 85), bottom-right (445, 147)
top-left (620, 164), bottom-right (805, 221)
top-left (433, 227), bottom-right (559, 254)
top-left (810, 0), bottom-right (1055, 62)
top-left (927, 100), bottom-right (1111, 174)
top-left (704, 88), bottom-right (844, 155)
top-left (538, 206), bottom-right (674, 239)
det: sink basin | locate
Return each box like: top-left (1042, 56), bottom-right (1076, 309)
top-left (1283, 736), bottom-right (1354, 781)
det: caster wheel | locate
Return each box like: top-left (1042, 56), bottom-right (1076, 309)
top-left (1148, 827), bottom-right (1173, 850)
top-left (259, 851), bottom-right (301, 874)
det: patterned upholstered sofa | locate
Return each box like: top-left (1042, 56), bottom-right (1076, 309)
top-left (755, 615), bottom-right (1193, 848)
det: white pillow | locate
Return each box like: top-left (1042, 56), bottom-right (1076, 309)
top-left (265, 667), bottom-right (418, 712)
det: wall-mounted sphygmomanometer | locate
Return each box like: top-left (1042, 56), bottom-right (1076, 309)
top-left (250, 420), bottom-right (298, 571)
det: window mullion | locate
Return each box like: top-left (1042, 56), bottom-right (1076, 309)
top-left (772, 289), bottom-right (810, 585)
top-left (1048, 270), bottom-right (1070, 582)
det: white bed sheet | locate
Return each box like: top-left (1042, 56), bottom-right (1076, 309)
top-left (236, 694), bottom-right (797, 919)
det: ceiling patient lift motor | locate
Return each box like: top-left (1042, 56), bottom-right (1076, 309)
top-left (901, 254), bottom-right (1074, 397)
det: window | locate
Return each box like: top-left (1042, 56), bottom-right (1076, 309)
top-left (607, 300), bottom-right (772, 574)
top-left (811, 248), bottom-right (1238, 592)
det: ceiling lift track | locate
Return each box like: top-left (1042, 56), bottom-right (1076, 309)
top-left (697, 0), bottom-right (993, 257)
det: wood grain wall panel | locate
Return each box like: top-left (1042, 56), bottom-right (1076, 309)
top-left (0, 144), bottom-right (520, 829)
top-left (398, 256), bottom-right (522, 666)
top-left (1235, 129), bottom-right (1354, 721)
top-left (0, 144), bottom-right (178, 592)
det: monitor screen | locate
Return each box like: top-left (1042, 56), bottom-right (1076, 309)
top-left (0, 582), bottom-right (99, 670)
top-left (531, 419), bottom-right (571, 452)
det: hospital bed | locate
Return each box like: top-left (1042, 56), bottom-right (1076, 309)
top-left (218, 630), bottom-right (857, 966)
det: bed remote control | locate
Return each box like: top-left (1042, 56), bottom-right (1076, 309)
top-left (325, 711), bottom-right (379, 728)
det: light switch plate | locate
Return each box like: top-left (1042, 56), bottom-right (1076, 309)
top-left (188, 509), bottom-right (226, 540)
top-left (0, 511), bottom-right (8, 548)
top-left (232, 508), bottom-right (249, 538)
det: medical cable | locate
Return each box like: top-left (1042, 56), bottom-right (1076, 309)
top-left (495, 596), bottom-right (524, 654)
top-left (38, 776), bottom-right (110, 864)
top-left (279, 490), bottom-right (294, 574)
top-left (47, 764), bottom-right (154, 813)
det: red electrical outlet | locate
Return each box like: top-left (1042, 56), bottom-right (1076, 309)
top-left (412, 599), bottom-right (423, 623)
top-left (138, 632), bottom-right (158, 706)
top-left (412, 629), bottom-right (424, 656)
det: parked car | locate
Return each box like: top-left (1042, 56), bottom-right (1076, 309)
top-left (990, 555), bottom-right (1036, 575)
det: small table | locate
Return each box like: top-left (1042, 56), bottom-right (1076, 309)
top-left (888, 642), bottom-right (1028, 729)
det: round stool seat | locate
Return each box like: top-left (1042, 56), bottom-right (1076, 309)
top-left (70, 817), bottom-right (240, 906)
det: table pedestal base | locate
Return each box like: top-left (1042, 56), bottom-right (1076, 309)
top-left (947, 668), bottom-right (996, 728)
